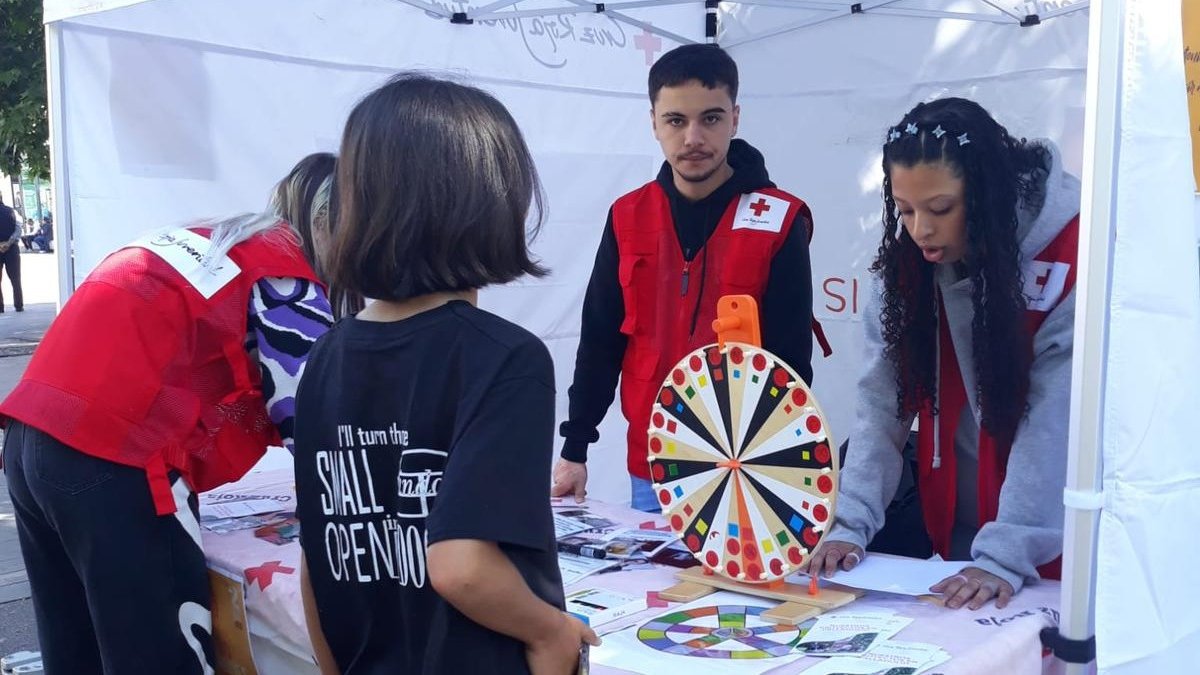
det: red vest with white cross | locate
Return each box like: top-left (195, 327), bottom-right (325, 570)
top-left (0, 225), bottom-right (320, 515)
top-left (915, 214), bottom-right (1080, 579)
top-left (613, 182), bottom-right (811, 480)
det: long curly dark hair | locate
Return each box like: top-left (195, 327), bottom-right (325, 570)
top-left (873, 98), bottom-right (1048, 446)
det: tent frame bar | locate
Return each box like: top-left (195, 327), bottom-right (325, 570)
top-left (720, 0), bottom-right (1088, 48)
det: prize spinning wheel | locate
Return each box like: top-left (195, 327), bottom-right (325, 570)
top-left (647, 301), bottom-right (838, 585)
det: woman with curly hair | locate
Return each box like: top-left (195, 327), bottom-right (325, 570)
top-left (807, 98), bottom-right (1081, 610)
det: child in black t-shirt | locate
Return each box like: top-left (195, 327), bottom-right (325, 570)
top-left (295, 73), bottom-right (599, 675)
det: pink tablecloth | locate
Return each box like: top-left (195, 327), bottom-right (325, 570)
top-left (202, 470), bottom-right (1064, 675)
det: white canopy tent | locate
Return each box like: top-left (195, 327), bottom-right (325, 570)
top-left (36, 1), bottom-right (1200, 672)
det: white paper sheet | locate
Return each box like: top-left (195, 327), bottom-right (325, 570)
top-left (796, 612), bottom-right (913, 656)
top-left (558, 553), bottom-right (619, 586)
top-left (790, 555), bottom-right (966, 596)
top-left (199, 498), bottom-right (285, 521)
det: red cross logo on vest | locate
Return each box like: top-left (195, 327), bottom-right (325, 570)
top-left (245, 560), bottom-right (295, 591)
top-left (750, 198), bottom-right (771, 217)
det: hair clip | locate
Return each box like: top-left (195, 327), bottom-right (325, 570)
top-left (957, 133), bottom-right (970, 146)
top-left (905, 123), bottom-right (919, 135)
top-left (931, 125), bottom-right (946, 139)
top-left (888, 128), bottom-right (902, 142)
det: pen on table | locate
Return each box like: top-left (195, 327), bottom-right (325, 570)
top-left (557, 541), bottom-right (609, 559)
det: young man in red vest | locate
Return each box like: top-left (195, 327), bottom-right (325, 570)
top-left (552, 44), bottom-right (818, 512)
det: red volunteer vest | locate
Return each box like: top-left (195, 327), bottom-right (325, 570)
top-left (916, 215), bottom-right (1080, 580)
top-left (614, 183), bottom-right (811, 479)
top-left (0, 225), bottom-right (320, 515)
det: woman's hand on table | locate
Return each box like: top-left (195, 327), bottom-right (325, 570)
top-left (804, 540), bottom-right (865, 577)
top-left (930, 566), bottom-right (1014, 610)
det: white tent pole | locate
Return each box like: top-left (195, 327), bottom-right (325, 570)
top-left (721, 0), bottom-right (899, 48)
top-left (1043, 1), bottom-right (1091, 20)
top-left (472, 0), bottom-right (523, 15)
top-left (44, 21), bottom-right (73, 308)
top-left (869, 7), bottom-right (1015, 23)
top-left (977, 0), bottom-right (1027, 21)
top-left (1057, 0), bottom-right (1121, 672)
top-left (723, 0), bottom-right (856, 9)
top-left (395, 0), bottom-right (451, 18)
top-left (475, 0), bottom-right (697, 21)
top-left (562, 0), bottom-right (699, 45)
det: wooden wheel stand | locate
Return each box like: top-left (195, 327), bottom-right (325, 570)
top-left (658, 567), bottom-right (863, 626)
top-left (654, 295), bottom-right (863, 626)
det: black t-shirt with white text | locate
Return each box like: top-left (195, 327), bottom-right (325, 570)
top-left (295, 301), bottom-right (564, 674)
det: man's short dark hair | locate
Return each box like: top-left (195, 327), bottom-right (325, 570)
top-left (329, 72), bottom-right (547, 302)
top-left (648, 44), bottom-right (739, 105)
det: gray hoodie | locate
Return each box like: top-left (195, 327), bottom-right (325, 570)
top-left (828, 140), bottom-right (1082, 592)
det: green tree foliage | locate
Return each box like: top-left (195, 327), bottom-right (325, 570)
top-left (0, 0), bottom-right (49, 179)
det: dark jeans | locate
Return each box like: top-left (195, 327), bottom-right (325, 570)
top-left (0, 245), bottom-right (22, 311)
top-left (3, 422), bottom-right (215, 674)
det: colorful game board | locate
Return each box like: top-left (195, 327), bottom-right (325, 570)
top-left (637, 604), bottom-right (802, 658)
top-left (648, 343), bottom-right (838, 583)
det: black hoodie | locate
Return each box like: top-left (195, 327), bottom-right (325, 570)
top-left (560, 139), bottom-right (815, 463)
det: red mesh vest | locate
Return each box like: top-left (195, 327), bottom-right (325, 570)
top-left (916, 215), bottom-right (1080, 579)
top-left (614, 183), bottom-right (811, 480)
top-left (0, 225), bottom-right (320, 515)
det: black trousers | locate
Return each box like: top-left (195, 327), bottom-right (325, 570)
top-left (0, 245), bottom-right (22, 311)
top-left (3, 422), bottom-right (215, 674)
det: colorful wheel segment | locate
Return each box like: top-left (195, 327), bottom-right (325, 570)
top-left (636, 604), bottom-right (802, 659)
top-left (647, 342), bottom-right (838, 583)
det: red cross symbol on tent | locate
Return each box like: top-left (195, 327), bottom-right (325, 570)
top-left (245, 561), bottom-right (295, 591)
top-left (634, 28), bottom-right (663, 66)
top-left (749, 198), bottom-right (772, 217)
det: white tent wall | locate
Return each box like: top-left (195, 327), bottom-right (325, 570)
top-left (49, 0), bottom-right (703, 505)
top-left (1090, 1), bottom-right (1200, 672)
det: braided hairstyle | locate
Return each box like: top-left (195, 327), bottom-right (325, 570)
top-left (873, 97), bottom-right (1048, 446)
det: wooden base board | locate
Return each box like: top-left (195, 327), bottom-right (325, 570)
top-left (658, 567), bottom-right (865, 624)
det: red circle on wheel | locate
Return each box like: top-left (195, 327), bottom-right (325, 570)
top-left (706, 551), bottom-right (719, 567)
top-left (730, 346), bottom-right (744, 364)
top-left (726, 561), bottom-right (741, 577)
top-left (787, 547), bottom-right (803, 564)
top-left (707, 348), bottom-right (722, 365)
top-left (773, 369), bottom-right (789, 386)
top-left (806, 416), bottom-right (822, 434)
top-left (658, 490), bottom-right (671, 505)
top-left (803, 527), bottom-right (820, 547)
top-left (814, 443), bottom-right (831, 464)
top-left (649, 437), bottom-right (663, 453)
top-left (660, 390), bottom-right (674, 406)
top-left (671, 515), bottom-right (684, 531)
top-left (686, 534), bottom-right (701, 551)
top-left (652, 412), bottom-right (665, 428)
top-left (791, 389), bottom-right (808, 406)
top-left (672, 369), bottom-right (686, 386)
top-left (813, 504), bottom-right (829, 523)
top-left (770, 559), bottom-right (785, 576)
top-left (817, 475), bottom-right (833, 493)
top-left (752, 354), bottom-right (767, 371)
top-left (652, 464), bottom-right (665, 482)
top-left (726, 539), bottom-right (741, 556)
top-left (689, 355), bottom-right (703, 372)
top-left (744, 543), bottom-right (758, 560)
top-left (747, 563), bottom-right (762, 580)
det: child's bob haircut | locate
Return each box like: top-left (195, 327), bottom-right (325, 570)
top-left (329, 72), bottom-right (548, 301)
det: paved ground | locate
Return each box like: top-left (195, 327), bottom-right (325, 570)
top-left (0, 250), bottom-right (59, 657)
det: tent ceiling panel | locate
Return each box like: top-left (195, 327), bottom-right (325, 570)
top-left (55, 0), bottom-right (701, 94)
